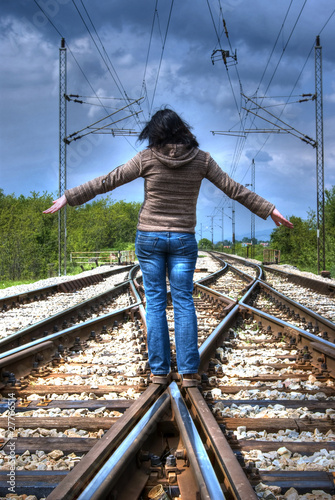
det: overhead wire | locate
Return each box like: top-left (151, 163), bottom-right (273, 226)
top-left (250, 5), bottom-right (335, 165)
top-left (242, 0), bottom-right (308, 157)
top-left (262, 0), bottom-right (308, 98)
top-left (140, 0), bottom-right (159, 120)
top-left (75, 0), bottom-right (142, 129)
top-left (210, 3), bottom-right (335, 226)
top-left (204, 1), bottom-right (246, 223)
top-left (33, 0), bottom-right (63, 37)
top-left (207, 0), bottom-right (241, 121)
top-left (32, 0), bottom-right (130, 152)
top-left (255, 0), bottom-right (294, 95)
top-left (209, 0), bottom-right (313, 220)
top-left (32, 0), bottom-right (109, 116)
top-left (148, 0), bottom-right (175, 117)
top-left (33, 0), bottom-right (140, 151)
top-left (207, 0), bottom-right (250, 216)
top-left (234, 0), bottom-right (311, 188)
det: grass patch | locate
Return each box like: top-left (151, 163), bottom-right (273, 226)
top-left (0, 279), bottom-right (35, 290)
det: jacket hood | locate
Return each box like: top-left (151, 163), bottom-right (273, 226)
top-left (151, 144), bottom-right (199, 169)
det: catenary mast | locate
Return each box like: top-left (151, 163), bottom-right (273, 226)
top-left (59, 38), bottom-right (67, 275)
top-left (315, 35), bottom-right (325, 274)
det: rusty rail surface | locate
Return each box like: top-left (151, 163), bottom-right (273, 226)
top-left (0, 254), bottom-right (334, 498)
top-left (0, 265), bottom-right (134, 312)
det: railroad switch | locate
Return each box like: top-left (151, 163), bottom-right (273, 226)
top-left (148, 454), bottom-right (164, 479)
top-left (16, 400), bottom-right (30, 408)
top-left (36, 397), bottom-right (52, 407)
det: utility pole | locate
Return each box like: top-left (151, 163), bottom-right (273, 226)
top-left (315, 35), bottom-right (325, 273)
top-left (221, 208), bottom-right (224, 251)
top-left (207, 216), bottom-right (215, 249)
top-left (58, 38), bottom-right (67, 276)
top-left (251, 159), bottom-right (255, 257)
top-left (245, 160), bottom-right (256, 258)
top-left (231, 202), bottom-right (236, 254)
top-left (215, 207), bottom-right (225, 251)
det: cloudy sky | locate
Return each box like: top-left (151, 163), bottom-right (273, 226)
top-left (1, 0), bottom-right (335, 242)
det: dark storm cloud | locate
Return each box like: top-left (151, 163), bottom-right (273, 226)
top-left (1, 0), bottom-right (335, 240)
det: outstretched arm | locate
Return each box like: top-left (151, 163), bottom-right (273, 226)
top-left (270, 208), bottom-right (293, 228)
top-left (43, 194), bottom-right (67, 214)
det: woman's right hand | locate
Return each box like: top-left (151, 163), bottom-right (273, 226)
top-left (43, 194), bottom-right (67, 214)
top-left (270, 208), bottom-right (293, 228)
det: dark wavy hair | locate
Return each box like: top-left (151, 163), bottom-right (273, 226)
top-left (138, 108), bottom-right (199, 148)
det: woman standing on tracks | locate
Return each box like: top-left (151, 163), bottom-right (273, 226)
top-left (44, 108), bottom-right (293, 386)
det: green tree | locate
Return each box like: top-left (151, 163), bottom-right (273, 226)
top-left (270, 215), bottom-right (317, 271)
top-left (0, 191), bottom-right (141, 282)
top-left (0, 191), bottom-right (57, 281)
top-left (198, 238), bottom-right (213, 250)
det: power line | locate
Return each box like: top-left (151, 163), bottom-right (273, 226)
top-left (149, 0), bottom-right (175, 116)
top-left (207, 0), bottom-right (242, 121)
top-left (33, 0), bottom-right (63, 37)
top-left (141, 0), bottom-right (159, 119)
top-left (242, 94), bottom-right (316, 147)
top-left (233, 1), bottom-right (308, 185)
top-left (255, 0), bottom-right (294, 95)
top-left (245, 6), bottom-right (335, 166)
top-left (74, 0), bottom-right (142, 129)
top-left (33, 0), bottom-right (140, 151)
top-left (64, 98), bottom-right (144, 143)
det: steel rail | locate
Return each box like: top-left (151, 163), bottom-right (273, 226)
top-left (263, 264), bottom-right (335, 296)
top-left (240, 279), bottom-right (335, 341)
top-left (212, 250), bottom-right (334, 296)
top-left (0, 301), bottom-right (142, 382)
top-left (76, 391), bottom-right (171, 500)
top-left (169, 382), bottom-right (226, 500)
top-left (0, 265), bottom-right (134, 311)
top-left (47, 383), bottom-right (165, 500)
top-left (197, 290), bottom-right (335, 377)
top-left (9, 255), bottom-right (327, 499)
top-left (209, 251), bottom-right (264, 280)
top-left (227, 263), bottom-right (258, 284)
top-left (0, 280), bottom-right (133, 353)
top-left (42, 259), bottom-right (235, 500)
top-left (238, 287), bottom-right (335, 376)
top-left (184, 386), bottom-right (258, 500)
top-left (195, 262), bottom-right (229, 285)
top-left (199, 305), bottom-right (240, 372)
top-left (194, 282), bottom-right (237, 309)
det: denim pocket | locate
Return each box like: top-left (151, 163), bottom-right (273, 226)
top-left (176, 234), bottom-right (198, 257)
top-left (135, 233), bottom-right (158, 257)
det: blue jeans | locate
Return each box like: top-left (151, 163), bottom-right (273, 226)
top-left (135, 230), bottom-right (199, 375)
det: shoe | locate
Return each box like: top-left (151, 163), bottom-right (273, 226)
top-left (150, 373), bottom-right (168, 385)
top-left (182, 373), bottom-right (201, 387)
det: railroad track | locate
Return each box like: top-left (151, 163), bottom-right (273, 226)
top-left (0, 253), bottom-right (334, 499)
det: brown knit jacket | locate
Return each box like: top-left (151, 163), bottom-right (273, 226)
top-left (65, 145), bottom-right (275, 234)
